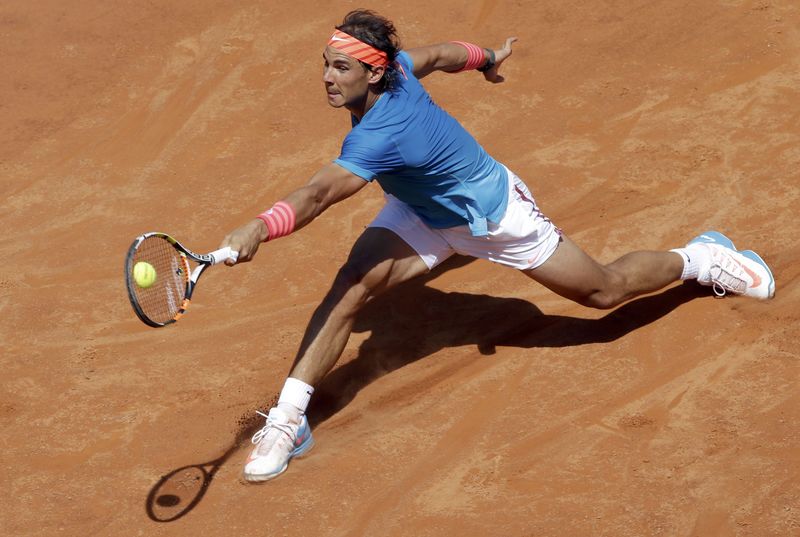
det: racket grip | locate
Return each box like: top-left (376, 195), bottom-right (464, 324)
top-left (209, 247), bottom-right (239, 265)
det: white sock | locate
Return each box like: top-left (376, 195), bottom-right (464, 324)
top-left (277, 377), bottom-right (314, 420)
top-left (670, 244), bottom-right (708, 280)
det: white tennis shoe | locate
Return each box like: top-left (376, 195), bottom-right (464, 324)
top-left (243, 407), bottom-right (314, 482)
top-left (688, 231), bottom-right (775, 299)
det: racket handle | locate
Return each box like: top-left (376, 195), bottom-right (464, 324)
top-left (208, 247), bottom-right (239, 265)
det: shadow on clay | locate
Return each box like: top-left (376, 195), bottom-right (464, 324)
top-left (144, 254), bottom-right (708, 521)
top-left (307, 255), bottom-right (708, 425)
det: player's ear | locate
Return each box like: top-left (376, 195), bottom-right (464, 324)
top-left (367, 65), bottom-right (385, 85)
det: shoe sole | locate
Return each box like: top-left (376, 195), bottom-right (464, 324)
top-left (241, 436), bottom-right (315, 483)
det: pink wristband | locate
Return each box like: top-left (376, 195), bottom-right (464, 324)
top-left (257, 201), bottom-right (296, 241)
top-left (451, 41), bottom-right (486, 72)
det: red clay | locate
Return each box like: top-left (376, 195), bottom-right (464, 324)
top-left (1, 1), bottom-right (799, 536)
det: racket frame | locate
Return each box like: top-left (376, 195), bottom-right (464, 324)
top-left (125, 232), bottom-right (236, 327)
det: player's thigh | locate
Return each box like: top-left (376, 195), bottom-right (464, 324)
top-left (520, 234), bottom-right (611, 302)
top-left (341, 226), bottom-right (430, 297)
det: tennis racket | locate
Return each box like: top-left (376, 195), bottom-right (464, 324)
top-left (125, 232), bottom-right (238, 327)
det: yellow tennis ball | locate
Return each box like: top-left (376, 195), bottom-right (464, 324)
top-left (133, 261), bottom-right (157, 289)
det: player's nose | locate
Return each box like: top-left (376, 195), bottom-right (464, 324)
top-left (322, 66), bottom-right (335, 84)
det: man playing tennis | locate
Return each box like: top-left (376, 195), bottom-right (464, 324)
top-left (221, 10), bottom-right (775, 482)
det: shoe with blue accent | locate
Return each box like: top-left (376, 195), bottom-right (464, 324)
top-left (688, 230), bottom-right (736, 250)
top-left (686, 231), bottom-right (775, 299)
top-left (243, 407), bottom-right (314, 482)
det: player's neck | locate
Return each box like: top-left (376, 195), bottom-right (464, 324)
top-left (348, 89), bottom-right (381, 121)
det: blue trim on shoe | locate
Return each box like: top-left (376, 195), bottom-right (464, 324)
top-left (688, 230), bottom-right (736, 250)
top-left (291, 417), bottom-right (315, 457)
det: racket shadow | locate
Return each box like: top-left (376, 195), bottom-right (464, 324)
top-left (144, 414), bottom-right (264, 522)
top-left (145, 457), bottom-right (228, 522)
top-left (141, 260), bottom-right (480, 521)
top-left (144, 256), bottom-right (706, 520)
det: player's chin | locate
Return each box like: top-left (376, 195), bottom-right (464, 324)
top-left (325, 92), bottom-right (344, 107)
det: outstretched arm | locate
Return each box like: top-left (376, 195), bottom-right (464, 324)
top-left (406, 37), bottom-right (517, 82)
top-left (220, 163), bottom-right (368, 264)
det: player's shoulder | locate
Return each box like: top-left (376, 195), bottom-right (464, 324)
top-left (392, 51), bottom-right (419, 86)
top-left (395, 50), bottom-right (413, 72)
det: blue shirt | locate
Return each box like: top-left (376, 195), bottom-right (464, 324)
top-left (334, 51), bottom-right (508, 236)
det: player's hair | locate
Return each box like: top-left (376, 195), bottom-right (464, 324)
top-left (336, 9), bottom-right (402, 92)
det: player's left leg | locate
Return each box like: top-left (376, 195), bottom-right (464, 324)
top-left (523, 231), bottom-right (775, 308)
top-left (521, 234), bottom-right (684, 309)
top-left (453, 168), bottom-right (774, 307)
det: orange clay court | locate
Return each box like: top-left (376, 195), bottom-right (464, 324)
top-left (1, 1), bottom-right (799, 536)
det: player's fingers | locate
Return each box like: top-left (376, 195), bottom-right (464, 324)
top-left (223, 244), bottom-right (239, 265)
top-left (491, 37), bottom-right (518, 71)
top-left (504, 36), bottom-right (518, 52)
top-left (495, 37), bottom-right (518, 61)
top-left (220, 234), bottom-right (240, 266)
top-left (226, 253), bottom-right (246, 266)
top-left (228, 242), bottom-right (256, 265)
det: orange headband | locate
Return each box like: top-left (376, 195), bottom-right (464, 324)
top-left (327, 29), bottom-right (389, 68)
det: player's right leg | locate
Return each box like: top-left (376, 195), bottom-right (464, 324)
top-left (243, 206), bottom-right (450, 482)
top-left (288, 226), bottom-right (433, 386)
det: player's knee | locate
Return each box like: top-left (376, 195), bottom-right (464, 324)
top-left (578, 272), bottom-right (626, 309)
top-left (580, 291), bottom-right (619, 310)
top-left (330, 262), bottom-right (379, 314)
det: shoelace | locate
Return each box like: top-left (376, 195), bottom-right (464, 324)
top-left (709, 262), bottom-right (747, 297)
top-left (251, 410), bottom-right (296, 445)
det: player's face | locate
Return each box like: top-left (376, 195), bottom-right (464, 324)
top-left (322, 47), bottom-right (372, 110)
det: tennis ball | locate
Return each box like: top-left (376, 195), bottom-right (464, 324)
top-left (133, 261), bottom-right (157, 289)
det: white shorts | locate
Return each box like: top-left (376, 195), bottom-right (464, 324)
top-left (369, 167), bottom-right (561, 270)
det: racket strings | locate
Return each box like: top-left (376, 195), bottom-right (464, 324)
top-left (130, 237), bottom-right (189, 324)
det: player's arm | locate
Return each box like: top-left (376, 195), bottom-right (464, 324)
top-left (221, 163), bottom-right (368, 264)
top-left (406, 37), bottom-right (517, 83)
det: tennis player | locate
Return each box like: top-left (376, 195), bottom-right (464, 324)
top-left (220, 10), bottom-right (775, 482)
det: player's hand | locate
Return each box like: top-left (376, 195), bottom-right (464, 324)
top-left (483, 37), bottom-right (517, 84)
top-left (220, 219), bottom-right (267, 265)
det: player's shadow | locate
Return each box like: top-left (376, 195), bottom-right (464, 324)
top-left (145, 254), bottom-right (706, 521)
top-left (307, 255), bottom-right (707, 425)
